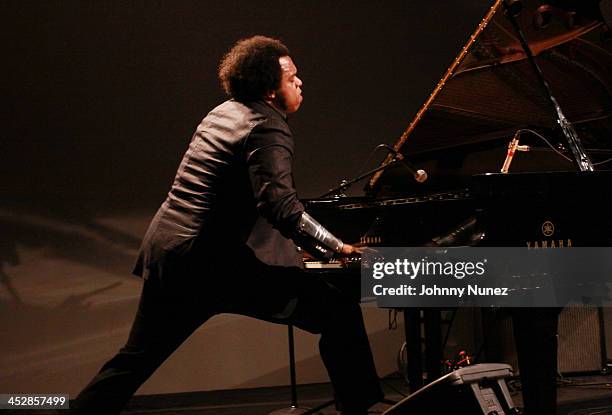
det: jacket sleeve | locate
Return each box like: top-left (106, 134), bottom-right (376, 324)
top-left (244, 120), bottom-right (305, 237)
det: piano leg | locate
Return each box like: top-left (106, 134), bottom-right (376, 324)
top-left (404, 308), bottom-right (423, 391)
top-left (424, 309), bottom-right (442, 382)
top-left (402, 308), bottom-right (443, 392)
top-left (512, 307), bottom-right (561, 415)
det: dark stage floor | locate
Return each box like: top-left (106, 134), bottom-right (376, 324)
top-left (119, 374), bottom-right (612, 415)
top-left (6, 373), bottom-right (612, 414)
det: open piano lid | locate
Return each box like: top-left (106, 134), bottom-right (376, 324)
top-left (368, 0), bottom-right (612, 196)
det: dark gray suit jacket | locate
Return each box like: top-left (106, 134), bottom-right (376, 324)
top-left (133, 100), bottom-right (305, 282)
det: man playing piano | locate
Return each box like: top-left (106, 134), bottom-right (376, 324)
top-left (71, 36), bottom-right (383, 415)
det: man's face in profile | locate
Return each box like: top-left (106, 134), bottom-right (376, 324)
top-left (272, 56), bottom-right (303, 114)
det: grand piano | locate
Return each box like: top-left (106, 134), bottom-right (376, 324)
top-left (304, 0), bottom-right (612, 413)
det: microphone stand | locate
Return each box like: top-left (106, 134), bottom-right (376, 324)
top-left (319, 157), bottom-right (407, 199)
top-left (503, 0), bottom-right (594, 172)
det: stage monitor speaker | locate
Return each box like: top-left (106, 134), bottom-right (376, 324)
top-left (383, 363), bottom-right (518, 415)
top-left (483, 307), bottom-right (611, 374)
top-left (604, 307), bottom-right (612, 371)
top-left (557, 307), bottom-right (603, 373)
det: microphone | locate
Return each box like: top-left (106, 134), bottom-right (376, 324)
top-left (500, 132), bottom-right (530, 173)
top-left (382, 144), bottom-right (428, 183)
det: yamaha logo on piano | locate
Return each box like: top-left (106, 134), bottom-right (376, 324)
top-left (542, 220), bottom-right (554, 237)
top-left (526, 220), bottom-right (572, 249)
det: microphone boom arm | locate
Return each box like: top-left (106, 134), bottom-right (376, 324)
top-left (318, 145), bottom-right (427, 199)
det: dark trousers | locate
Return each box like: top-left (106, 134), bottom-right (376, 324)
top-left (72, 258), bottom-right (383, 414)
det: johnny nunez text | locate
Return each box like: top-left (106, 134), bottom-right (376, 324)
top-left (372, 284), bottom-right (509, 297)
